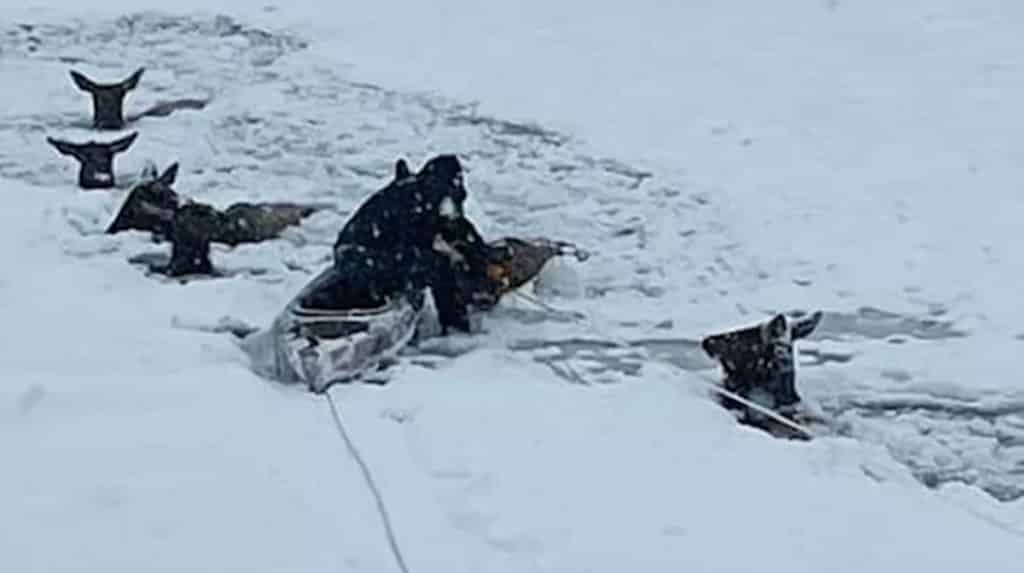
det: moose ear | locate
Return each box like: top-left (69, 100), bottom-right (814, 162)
top-left (395, 158), bottom-right (411, 180)
top-left (109, 132), bottom-right (139, 154)
top-left (159, 163), bottom-right (180, 186)
top-left (792, 310), bottom-right (823, 340)
top-left (121, 67), bottom-right (145, 92)
top-left (46, 137), bottom-right (80, 157)
top-left (764, 314), bottom-right (788, 341)
top-left (69, 70), bottom-right (98, 92)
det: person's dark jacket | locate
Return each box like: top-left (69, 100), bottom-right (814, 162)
top-left (307, 154), bottom-right (481, 334)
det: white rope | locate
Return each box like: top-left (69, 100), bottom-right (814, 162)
top-left (323, 391), bottom-right (411, 573)
top-left (691, 375), bottom-right (817, 438)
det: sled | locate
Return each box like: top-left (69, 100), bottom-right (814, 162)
top-left (244, 265), bottom-right (426, 393)
top-left (244, 236), bottom-right (588, 392)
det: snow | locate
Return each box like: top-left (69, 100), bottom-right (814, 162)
top-left (2, 1), bottom-right (1024, 572)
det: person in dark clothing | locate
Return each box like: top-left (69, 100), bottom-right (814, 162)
top-left (433, 214), bottom-right (514, 315)
top-left (301, 154), bottom-right (483, 334)
top-left (430, 214), bottom-right (498, 332)
top-left (246, 154), bottom-right (592, 390)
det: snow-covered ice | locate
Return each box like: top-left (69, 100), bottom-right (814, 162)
top-left (2, 2), bottom-right (1023, 571)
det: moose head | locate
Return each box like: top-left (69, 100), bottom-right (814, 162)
top-left (701, 311), bottom-right (824, 418)
top-left (69, 67), bottom-right (144, 130)
top-left (46, 132), bottom-right (139, 190)
top-left (107, 163), bottom-right (181, 237)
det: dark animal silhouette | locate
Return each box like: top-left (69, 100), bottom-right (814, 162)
top-left (46, 132), bottom-right (138, 189)
top-left (164, 202), bottom-right (222, 277)
top-left (106, 161), bottom-right (321, 246)
top-left (105, 163), bottom-right (323, 279)
top-left (217, 202), bottom-right (319, 246)
top-left (106, 163), bottom-right (180, 238)
top-left (480, 237), bottom-right (588, 295)
top-left (393, 158), bottom-right (412, 181)
top-left (438, 215), bottom-right (589, 311)
top-left (128, 99), bottom-right (209, 122)
top-left (138, 198), bottom-right (322, 279)
top-left (701, 312), bottom-right (823, 434)
top-left (299, 154), bottom-right (477, 334)
top-left (70, 67), bottom-right (208, 130)
top-left (70, 68), bottom-right (144, 130)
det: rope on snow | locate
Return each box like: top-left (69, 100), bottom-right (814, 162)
top-left (323, 390), bottom-right (412, 573)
